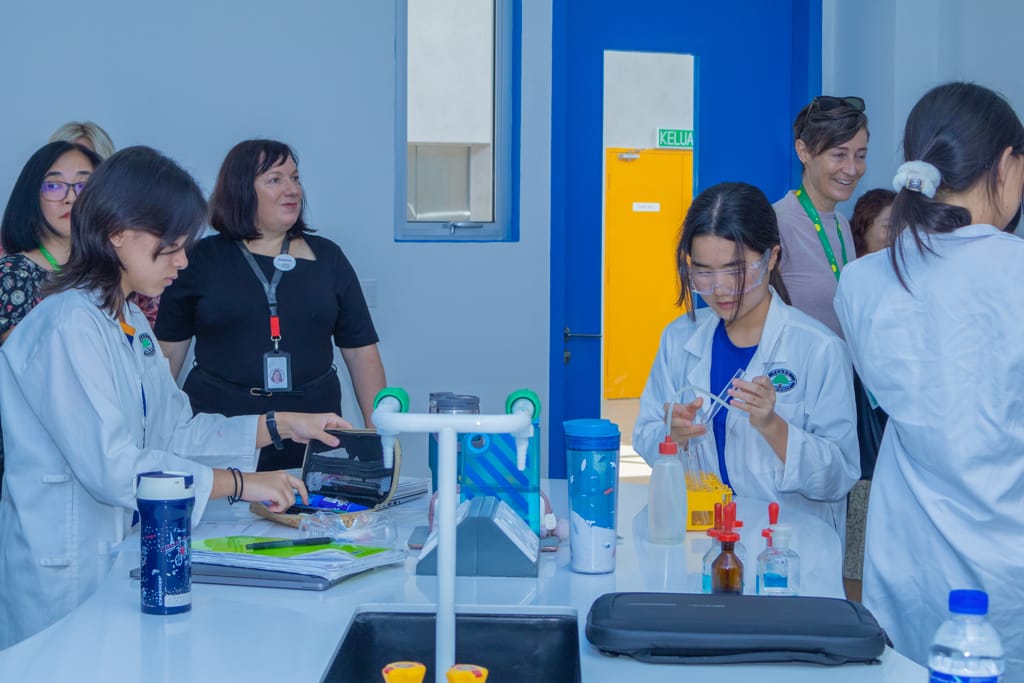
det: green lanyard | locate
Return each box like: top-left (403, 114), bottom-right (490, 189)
top-left (794, 185), bottom-right (848, 281)
top-left (38, 244), bottom-right (61, 272)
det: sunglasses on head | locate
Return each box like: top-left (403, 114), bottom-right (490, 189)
top-left (811, 95), bottom-right (866, 113)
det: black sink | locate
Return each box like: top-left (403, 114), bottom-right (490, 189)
top-left (323, 610), bottom-right (582, 682)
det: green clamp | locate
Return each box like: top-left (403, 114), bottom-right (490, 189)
top-left (374, 387), bottom-right (410, 413)
top-left (505, 388), bottom-right (541, 421)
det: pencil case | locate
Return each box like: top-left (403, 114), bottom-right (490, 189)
top-left (300, 429), bottom-right (403, 509)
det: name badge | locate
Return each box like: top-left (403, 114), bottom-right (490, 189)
top-left (263, 350), bottom-right (292, 392)
top-left (273, 254), bottom-right (297, 272)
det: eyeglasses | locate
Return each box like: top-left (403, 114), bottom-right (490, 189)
top-left (689, 249), bottom-right (771, 298)
top-left (811, 96), bottom-right (865, 113)
top-left (40, 180), bottom-right (87, 202)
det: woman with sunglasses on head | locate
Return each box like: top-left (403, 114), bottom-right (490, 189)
top-left (634, 182), bottom-right (859, 538)
top-left (774, 95), bottom-right (867, 337)
top-left (0, 146), bottom-right (348, 649)
top-left (155, 139), bottom-right (385, 471)
top-left (835, 82), bottom-right (1024, 676)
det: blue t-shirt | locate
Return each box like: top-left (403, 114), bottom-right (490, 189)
top-left (710, 320), bottom-right (757, 487)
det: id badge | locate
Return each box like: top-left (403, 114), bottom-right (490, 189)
top-left (263, 350), bottom-right (292, 392)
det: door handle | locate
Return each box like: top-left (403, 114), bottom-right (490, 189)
top-left (564, 326), bottom-right (602, 342)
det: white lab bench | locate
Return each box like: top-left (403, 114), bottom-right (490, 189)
top-left (0, 481), bottom-right (925, 681)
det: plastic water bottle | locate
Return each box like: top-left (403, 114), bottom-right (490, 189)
top-left (647, 437), bottom-right (687, 543)
top-left (927, 589), bottom-right (1004, 682)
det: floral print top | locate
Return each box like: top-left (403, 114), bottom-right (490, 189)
top-left (0, 254), bottom-right (49, 342)
top-left (129, 293), bottom-right (160, 328)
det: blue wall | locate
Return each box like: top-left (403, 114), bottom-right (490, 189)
top-left (549, 0), bottom-right (822, 475)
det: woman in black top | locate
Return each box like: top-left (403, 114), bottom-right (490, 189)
top-left (156, 140), bottom-right (386, 470)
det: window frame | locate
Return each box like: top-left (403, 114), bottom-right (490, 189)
top-left (394, 0), bottom-right (519, 242)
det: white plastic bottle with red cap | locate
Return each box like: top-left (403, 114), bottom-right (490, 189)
top-left (647, 437), bottom-right (687, 543)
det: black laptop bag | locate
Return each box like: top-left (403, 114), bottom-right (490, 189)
top-left (586, 592), bottom-right (890, 665)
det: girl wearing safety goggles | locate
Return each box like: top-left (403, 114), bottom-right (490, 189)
top-left (634, 182), bottom-right (860, 540)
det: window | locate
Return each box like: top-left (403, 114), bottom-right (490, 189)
top-left (396, 0), bottom-right (517, 241)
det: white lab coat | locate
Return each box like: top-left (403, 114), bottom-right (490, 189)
top-left (634, 290), bottom-right (860, 539)
top-left (0, 289), bottom-right (258, 650)
top-left (835, 224), bottom-right (1024, 677)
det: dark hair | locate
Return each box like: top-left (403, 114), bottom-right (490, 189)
top-left (850, 188), bottom-right (896, 255)
top-left (44, 146), bottom-right (207, 316)
top-left (676, 182), bottom-right (790, 319)
top-left (793, 98), bottom-right (869, 158)
top-left (889, 82), bottom-right (1024, 288)
top-left (208, 139), bottom-right (311, 240)
top-left (1, 141), bottom-right (103, 253)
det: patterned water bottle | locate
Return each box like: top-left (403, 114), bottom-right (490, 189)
top-left (137, 471), bottom-right (195, 615)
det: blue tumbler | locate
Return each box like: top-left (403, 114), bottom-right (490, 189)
top-left (136, 471), bottom-right (195, 615)
top-left (563, 419), bottom-right (620, 574)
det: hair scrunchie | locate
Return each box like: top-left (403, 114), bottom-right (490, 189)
top-left (892, 160), bottom-right (941, 198)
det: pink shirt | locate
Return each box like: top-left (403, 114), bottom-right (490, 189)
top-left (773, 190), bottom-right (857, 337)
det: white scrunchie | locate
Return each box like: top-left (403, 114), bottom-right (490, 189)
top-left (892, 160), bottom-right (941, 198)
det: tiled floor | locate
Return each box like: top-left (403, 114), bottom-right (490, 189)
top-left (602, 397), bottom-right (652, 483)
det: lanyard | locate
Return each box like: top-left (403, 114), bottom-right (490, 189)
top-left (38, 244), bottom-right (61, 272)
top-left (795, 185), bottom-right (848, 281)
top-left (119, 317), bottom-right (148, 443)
top-left (237, 236), bottom-right (292, 351)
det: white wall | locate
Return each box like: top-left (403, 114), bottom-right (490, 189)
top-left (824, 0), bottom-right (1024, 218)
top-left (0, 0), bottom-right (553, 476)
top-left (603, 51), bottom-right (694, 149)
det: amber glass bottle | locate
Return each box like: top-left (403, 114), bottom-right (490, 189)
top-left (711, 529), bottom-right (744, 594)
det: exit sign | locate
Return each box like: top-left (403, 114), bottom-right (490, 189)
top-left (656, 128), bottom-right (694, 149)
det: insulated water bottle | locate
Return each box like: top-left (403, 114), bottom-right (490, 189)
top-left (137, 471), bottom-right (195, 615)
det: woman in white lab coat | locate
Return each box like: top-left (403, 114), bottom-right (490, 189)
top-left (835, 82), bottom-right (1024, 676)
top-left (0, 147), bottom-right (349, 649)
top-left (634, 182), bottom-right (859, 538)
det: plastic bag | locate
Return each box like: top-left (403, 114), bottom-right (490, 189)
top-left (298, 510), bottom-right (398, 547)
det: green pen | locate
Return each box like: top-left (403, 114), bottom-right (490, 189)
top-left (245, 536), bottom-right (334, 551)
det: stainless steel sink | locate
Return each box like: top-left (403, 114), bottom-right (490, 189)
top-left (323, 609), bottom-right (582, 682)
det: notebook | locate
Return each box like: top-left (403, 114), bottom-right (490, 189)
top-left (130, 563), bottom-right (344, 591)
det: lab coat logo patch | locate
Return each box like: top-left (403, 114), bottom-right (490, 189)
top-left (768, 369), bottom-right (796, 393)
top-left (139, 333), bottom-right (156, 357)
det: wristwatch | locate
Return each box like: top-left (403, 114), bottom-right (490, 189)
top-left (266, 410), bottom-right (284, 450)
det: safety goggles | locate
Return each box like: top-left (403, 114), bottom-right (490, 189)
top-left (689, 249), bottom-right (771, 298)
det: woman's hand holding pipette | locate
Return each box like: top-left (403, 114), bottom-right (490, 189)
top-left (663, 397), bottom-right (707, 446)
top-left (727, 376), bottom-right (789, 461)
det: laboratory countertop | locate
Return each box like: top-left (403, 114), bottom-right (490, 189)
top-left (0, 481), bottom-right (925, 682)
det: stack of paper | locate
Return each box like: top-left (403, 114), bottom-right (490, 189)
top-left (191, 530), bottom-right (406, 583)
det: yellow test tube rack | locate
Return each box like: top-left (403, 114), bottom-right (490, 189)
top-left (684, 471), bottom-right (732, 531)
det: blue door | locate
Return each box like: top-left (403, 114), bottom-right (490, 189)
top-left (548, 0), bottom-right (821, 477)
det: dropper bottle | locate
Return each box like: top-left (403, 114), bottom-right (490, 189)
top-left (755, 501), bottom-right (780, 595)
top-left (701, 502), bottom-right (723, 593)
top-left (711, 501), bottom-right (743, 594)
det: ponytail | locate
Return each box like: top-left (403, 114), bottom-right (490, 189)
top-left (888, 82), bottom-right (1024, 290)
